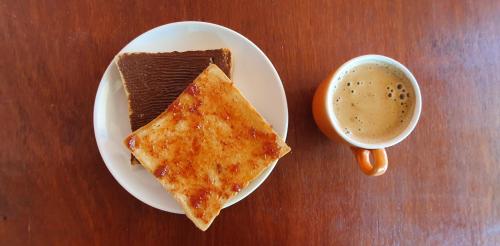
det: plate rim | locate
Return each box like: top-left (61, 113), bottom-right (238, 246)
top-left (93, 21), bottom-right (289, 213)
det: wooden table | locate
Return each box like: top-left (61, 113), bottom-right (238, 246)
top-left (1, 0), bottom-right (499, 245)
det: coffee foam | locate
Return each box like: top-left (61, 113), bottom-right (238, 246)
top-left (333, 62), bottom-right (415, 143)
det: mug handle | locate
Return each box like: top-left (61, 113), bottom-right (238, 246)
top-left (351, 147), bottom-right (388, 176)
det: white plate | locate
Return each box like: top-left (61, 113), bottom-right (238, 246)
top-left (93, 21), bottom-right (288, 214)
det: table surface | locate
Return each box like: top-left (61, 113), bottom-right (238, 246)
top-left (1, 0), bottom-right (499, 245)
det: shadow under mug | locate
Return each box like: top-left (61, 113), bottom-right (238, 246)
top-left (312, 55), bottom-right (422, 176)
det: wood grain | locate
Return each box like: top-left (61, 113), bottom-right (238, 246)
top-left (1, 0), bottom-right (499, 245)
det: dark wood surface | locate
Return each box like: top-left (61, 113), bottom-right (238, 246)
top-left (1, 0), bottom-right (499, 245)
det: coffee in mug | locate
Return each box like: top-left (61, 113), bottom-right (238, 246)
top-left (332, 62), bottom-right (416, 144)
top-left (312, 55), bottom-right (422, 176)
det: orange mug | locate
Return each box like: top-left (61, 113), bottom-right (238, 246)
top-left (312, 55), bottom-right (422, 176)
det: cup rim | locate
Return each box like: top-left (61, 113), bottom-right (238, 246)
top-left (325, 54), bottom-right (422, 149)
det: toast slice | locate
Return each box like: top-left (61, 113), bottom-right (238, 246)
top-left (116, 49), bottom-right (232, 164)
top-left (124, 64), bottom-right (290, 230)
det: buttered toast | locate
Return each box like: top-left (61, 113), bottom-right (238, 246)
top-left (124, 64), bottom-right (290, 230)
